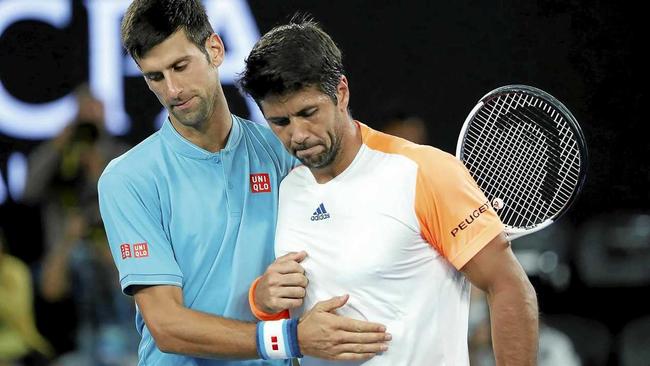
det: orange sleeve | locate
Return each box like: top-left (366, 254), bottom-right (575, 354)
top-left (413, 149), bottom-right (504, 269)
top-left (248, 277), bottom-right (290, 321)
top-left (359, 122), bottom-right (504, 269)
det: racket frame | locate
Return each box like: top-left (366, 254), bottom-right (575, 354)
top-left (455, 85), bottom-right (588, 240)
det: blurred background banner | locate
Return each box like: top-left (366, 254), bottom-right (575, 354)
top-left (0, 1), bottom-right (647, 365)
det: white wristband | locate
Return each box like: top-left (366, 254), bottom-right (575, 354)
top-left (256, 318), bottom-right (301, 360)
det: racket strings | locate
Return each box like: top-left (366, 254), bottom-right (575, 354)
top-left (497, 96), bottom-right (573, 227)
top-left (461, 92), bottom-right (582, 228)
top-left (536, 102), bottom-right (582, 220)
top-left (471, 108), bottom-right (573, 227)
top-left (469, 96), bottom-right (581, 226)
top-left (466, 94), bottom-right (551, 225)
top-left (466, 102), bottom-right (551, 227)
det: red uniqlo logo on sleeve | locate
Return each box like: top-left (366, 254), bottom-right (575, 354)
top-left (120, 244), bottom-right (132, 259)
top-left (250, 173), bottom-right (271, 193)
top-left (133, 242), bottom-right (150, 258)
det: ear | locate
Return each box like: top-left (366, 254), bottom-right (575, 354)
top-left (336, 75), bottom-right (350, 112)
top-left (205, 33), bottom-right (225, 67)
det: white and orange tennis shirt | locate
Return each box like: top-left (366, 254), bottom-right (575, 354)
top-left (272, 122), bottom-right (504, 365)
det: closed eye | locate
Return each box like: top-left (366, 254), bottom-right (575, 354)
top-left (145, 72), bottom-right (163, 82)
top-left (297, 107), bottom-right (317, 118)
top-left (268, 117), bottom-right (290, 126)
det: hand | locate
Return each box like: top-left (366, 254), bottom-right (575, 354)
top-left (255, 251), bottom-right (309, 314)
top-left (298, 295), bottom-right (391, 361)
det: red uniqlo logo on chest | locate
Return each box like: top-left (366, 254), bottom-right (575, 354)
top-left (133, 242), bottom-right (150, 258)
top-left (120, 244), bottom-right (132, 259)
top-left (250, 173), bottom-right (271, 193)
top-left (271, 336), bottom-right (279, 351)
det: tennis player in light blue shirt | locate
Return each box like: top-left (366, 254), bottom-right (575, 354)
top-left (99, 115), bottom-right (294, 365)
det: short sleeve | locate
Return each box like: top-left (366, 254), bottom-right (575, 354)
top-left (414, 150), bottom-right (504, 270)
top-left (98, 172), bottom-right (183, 295)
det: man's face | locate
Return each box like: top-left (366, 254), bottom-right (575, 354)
top-left (261, 80), bottom-right (349, 169)
top-left (137, 30), bottom-right (224, 129)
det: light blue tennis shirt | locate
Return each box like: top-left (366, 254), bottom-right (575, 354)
top-left (98, 115), bottom-right (296, 366)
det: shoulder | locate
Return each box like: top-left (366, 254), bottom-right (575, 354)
top-left (102, 132), bottom-right (162, 177)
top-left (99, 132), bottom-right (164, 193)
top-left (280, 165), bottom-right (310, 188)
top-left (235, 115), bottom-right (297, 173)
top-left (236, 115), bottom-right (283, 148)
top-left (360, 122), bottom-right (462, 177)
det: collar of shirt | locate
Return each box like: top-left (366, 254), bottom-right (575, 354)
top-left (160, 115), bottom-right (242, 160)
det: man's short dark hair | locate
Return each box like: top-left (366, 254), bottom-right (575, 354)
top-left (238, 18), bottom-right (344, 103)
top-left (121, 0), bottom-right (214, 61)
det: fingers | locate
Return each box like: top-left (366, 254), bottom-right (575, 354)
top-left (336, 317), bottom-right (387, 333)
top-left (297, 302), bottom-right (392, 361)
top-left (269, 284), bottom-right (306, 299)
top-left (266, 272), bottom-right (308, 288)
top-left (270, 297), bottom-right (304, 311)
top-left (335, 330), bottom-right (392, 344)
top-left (268, 259), bottom-right (306, 275)
top-left (332, 352), bottom-right (377, 361)
top-left (330, 341), bottom-right (389, 358)
top-left (275, 251), bottom-right (307, 264)
top-left (313, 295), bottom-right (349, 313)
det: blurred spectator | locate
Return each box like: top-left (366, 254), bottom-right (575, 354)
top-left (379, 113), bottom-right (429, 144)
top-left (0, 228), bottom-right (53, 365)
top-left (19, 83), bottom-right (132, 363)
top-left (39, 210), bottom-right (138, 366)
top-left (619, 315), bottom-right (650, 366)
top-left (22, 83), bottom-right (128, 251)
top-left (576, 212), bottom-right (650, 287)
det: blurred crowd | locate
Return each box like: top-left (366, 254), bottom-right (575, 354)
top-left (1, 85), bottom-right (649, 366)
top-left (1, 84), bottom-right (137, 366)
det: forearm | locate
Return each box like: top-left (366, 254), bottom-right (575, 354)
top-left (487, 279), bottom-right (538, 366)
top-left (158, 310), bottom-right (258, 358)
top-left (140, 294), bottom-right (259, 358)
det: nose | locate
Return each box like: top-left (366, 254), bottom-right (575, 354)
top-left (289, 118), bottom-right (311, 146)
top-left (164, 73), bottom-right (183, 100)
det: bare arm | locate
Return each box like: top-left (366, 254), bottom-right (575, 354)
top-left (135, 284), bottom-right (390, 361)
top-left (462, 233), bottom-right (539, 366)
top-left (134, 284), bottom-right (258, 358)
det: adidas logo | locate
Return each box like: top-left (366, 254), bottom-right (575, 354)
top-left (310, 203), bottom-right (331, 221)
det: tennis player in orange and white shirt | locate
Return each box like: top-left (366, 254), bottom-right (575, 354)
top-left (239, 19), bottom-right (539, 366)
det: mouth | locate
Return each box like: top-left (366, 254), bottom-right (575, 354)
top-left (295, 145), bottom-right (324, 159)
top-left (173, 96), bottom-right (195, 110)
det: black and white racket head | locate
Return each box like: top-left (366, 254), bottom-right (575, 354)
top-left (456, 85), bottom-right (588, 240)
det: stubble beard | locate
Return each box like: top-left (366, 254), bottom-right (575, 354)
top-left (299, 126), bottom-right (343, 169)
top-left (171, 96), bottom-right (212, 129)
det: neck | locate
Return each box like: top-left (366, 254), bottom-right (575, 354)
top-left (311, 118), bottom-right (362, 184)
top-left (170, 89), bottom-right (232, 153)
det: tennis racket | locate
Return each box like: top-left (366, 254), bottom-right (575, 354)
top-left (456, 85), bottom-right (588, 240)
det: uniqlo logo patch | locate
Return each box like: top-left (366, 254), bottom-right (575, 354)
top-left (250, 173), bottom-right (271, 193)
top-left (133, 242), bottom-right (150, 258)
top-left (120, 244), bottom-right (132, 259)
top-left (271, 336), bottom-right (278, 351)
